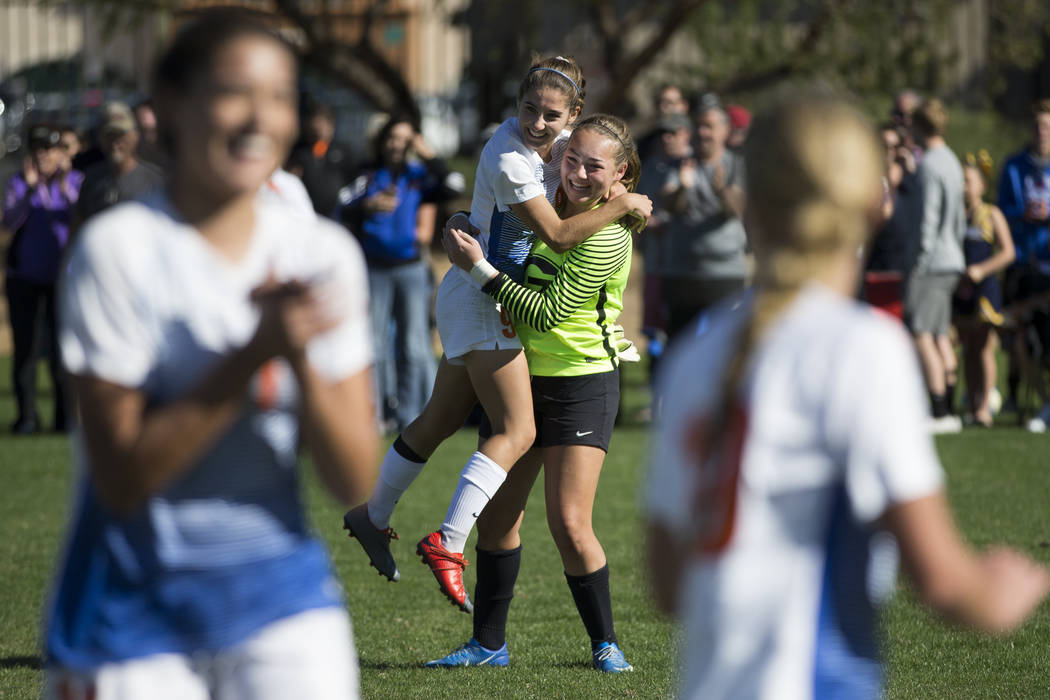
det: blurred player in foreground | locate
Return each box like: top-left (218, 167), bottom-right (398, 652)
top-left (45, 11), bottom-right (377, 699)
top-left (645, 93), bottom-right (1049, 700)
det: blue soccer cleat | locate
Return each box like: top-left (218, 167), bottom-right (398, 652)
top-left (424, 638), bottom-right (509, 668)
top-left (592, 641), bottom-right (634, 673)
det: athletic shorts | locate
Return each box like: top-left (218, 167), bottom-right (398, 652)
top-left (480, 368), bottom-right (620, 452)
top-left (435, 267), bottom-right (522, 363)
top-left (43, 607), bottom-right (358, 700)
top-left (905, 271), bottom-right (959, 335)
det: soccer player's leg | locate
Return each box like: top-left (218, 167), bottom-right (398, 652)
top-left (346, 356), bottom-right (476, 582)
top-left (425, 450), bottom-right (541, 668)
top-left (418, 348), bottom-right (534, 612)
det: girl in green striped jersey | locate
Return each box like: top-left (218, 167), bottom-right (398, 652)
top-left (432, 115), bottom-right (640, 672)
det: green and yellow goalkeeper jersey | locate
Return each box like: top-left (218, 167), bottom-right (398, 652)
top-left (481, 214), bottom-right (632, 377)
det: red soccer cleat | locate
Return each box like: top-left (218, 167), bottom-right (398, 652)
top-left (416, 531), bottom-right (473, 613)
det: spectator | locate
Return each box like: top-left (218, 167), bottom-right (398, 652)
top-left (638, 83), bottom-right (690, 161)
top-left (287, 101), bottom-right (357, 218)
top-left (76, 102), bottom-right (165, 225)
top-left (997, 98), bottom-right (1050, 429)
top-left (58, 127), bottom-right (81, 172)
top-left (133, 99), bottom-right (168, 169)
top-left (892, 88), bottom-right (922, 171)
top-left (864, 122), bottom-right (922, 318)
top-left (339, 115), bottom-right (461, 432)
top-left (2, 124), bottom-right (83, 434)
top-left (905, 99), bottom-right (966, 432)
top-left (636, 112), bottom-right (693, 384)
top-left (954, 152), bottom-right (1014, 426)
top-left (725, 103), bottom-right (750, 150)
top-left (659, 94), bottom-right (748, 341)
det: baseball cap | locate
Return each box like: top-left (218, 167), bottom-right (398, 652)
top-left (658, 113), bottom-right (692, 133)
top-left (727, 104), bottom-right (751, 130)
top-left (27, 124), bottom-right (61, 150)
top-left (100, 101), bottom-right (136, 135)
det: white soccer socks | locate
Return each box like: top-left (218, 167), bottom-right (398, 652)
top-left (367, 437), bottom-right (427, 530)
top-left (440, 451), bottom-right (508, 553)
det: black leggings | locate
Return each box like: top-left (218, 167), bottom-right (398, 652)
top-left (5, 276), bottom-right (66, 430)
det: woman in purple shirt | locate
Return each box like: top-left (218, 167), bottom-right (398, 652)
top-left (3, 123), bottom-right (83, 434)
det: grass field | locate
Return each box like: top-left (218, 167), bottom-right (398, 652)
top-left (0, 359), bottom-right (1048, 699)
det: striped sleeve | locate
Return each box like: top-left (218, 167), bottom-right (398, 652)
top-left (483, 223), bottom-right (630, 332)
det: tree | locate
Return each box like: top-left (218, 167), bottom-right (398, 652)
top-left (51, 0), bottom-right (421, 121)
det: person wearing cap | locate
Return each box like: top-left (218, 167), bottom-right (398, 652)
top-left (660, 94), bottom-right (749, 342)
top-left (726, 104), bottom-right (750, 150)
top-left (75, 102), bottom-right (165, 226)
top-left (638, 83), bottom-right (691, 162)
top-left (2, 124), bottom-right (83, 434)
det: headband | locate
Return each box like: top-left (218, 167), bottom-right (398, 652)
top-left (528, 66), bottom-right (581, 98)
top-left (584, 121), bottom-right (629, 154)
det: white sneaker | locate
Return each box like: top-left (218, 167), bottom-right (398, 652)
top-left (1026, 403), bottom-right (1050, 433)
top-left (928, 414), bottom-right (963, 434)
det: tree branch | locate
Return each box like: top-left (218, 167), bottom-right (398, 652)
top-left (596, 0), bottom-right (710, 113)
top-left (715, 0), bottom-right (841, 96)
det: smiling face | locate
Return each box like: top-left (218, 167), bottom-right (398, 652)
top-left (560, 127), bottom-right (627, 209)
top-left (517, 86), bottom-right (578, 159)
top-left (166, 35), bottom-right (298, 201)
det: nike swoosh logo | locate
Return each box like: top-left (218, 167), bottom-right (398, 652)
top-left (472, 512), bottom-right (480, 519)
top-left (575, 430), bottom-right (594, 437)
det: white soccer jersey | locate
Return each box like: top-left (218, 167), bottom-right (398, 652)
top-left (50, 192), bottom-right (371, 667)
top-left (647, 284), bottom-right (943, 700)
top-left (467, 117), bottom-right (568, 279)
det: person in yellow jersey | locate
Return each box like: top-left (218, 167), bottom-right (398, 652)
top-left (434, 114), bottom-right (640, 673)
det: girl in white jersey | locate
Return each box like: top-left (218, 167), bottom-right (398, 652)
top-left (646, 94), bottom-right (1049, 700)
top-left (344, 57), bottom-right (651, 612)
top-left (46, 11), bottom-right (377, 699)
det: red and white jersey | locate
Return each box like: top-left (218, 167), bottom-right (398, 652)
top-left (647, 283), bottom-right (943, 700)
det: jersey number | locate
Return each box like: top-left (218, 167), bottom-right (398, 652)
top-left (499, 308), bottom-right (517, 339)
top-left (685, 405), bottom-right (748, 555)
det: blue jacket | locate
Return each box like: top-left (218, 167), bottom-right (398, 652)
top-left (340, 159), bottom-right (457, 265)
top-left (997, 150), bottom-right (1050, 266)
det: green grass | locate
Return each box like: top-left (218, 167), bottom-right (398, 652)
top-left (0, 360), bottom-right (1048, 698)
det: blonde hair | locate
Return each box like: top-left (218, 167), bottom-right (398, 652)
top-left (716, 93), bottom-right (882, 422)
top-left (519, 54), bottom-right (586, 114)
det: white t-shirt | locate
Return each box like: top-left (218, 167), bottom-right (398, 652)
top-left (468, 117), bottom-right (568, 279)
top-left (647, 284), bottom-right (943, 700)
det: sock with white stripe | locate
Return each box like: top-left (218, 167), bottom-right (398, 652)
top-left (367, 436), bottom-right (426, 530)
top-left (440, 451), bottom-right (508, 553)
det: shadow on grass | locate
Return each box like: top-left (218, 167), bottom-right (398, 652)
top-left (0, 655), bottom-right (42, 670)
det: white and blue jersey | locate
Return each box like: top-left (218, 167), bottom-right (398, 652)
top-left (49, 194), bottom-right (372, 669)
top-left (647, 284), bottom-right (943, 700)
top-left (467, 117), bottom-right (567, 282)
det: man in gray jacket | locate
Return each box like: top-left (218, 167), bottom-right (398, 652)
top-left (905, 99), bottom-right (965, 432)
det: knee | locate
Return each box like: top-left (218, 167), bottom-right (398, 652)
top-left (489, 415), bottom-right (536, 457)
top-left (547, 508), bottom-right (594, 555)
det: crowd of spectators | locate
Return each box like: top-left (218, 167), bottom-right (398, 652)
top-left (636, 85), bottom-right (1050, 432)
top-left (1, 97), bottom-right (464, 436)
top-left (4, 86), bottom-right (1050, 435)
